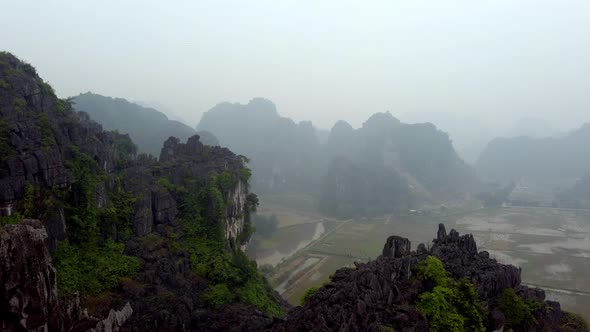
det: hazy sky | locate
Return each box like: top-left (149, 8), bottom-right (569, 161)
top-left (2, 0), bottom-right (589, 132)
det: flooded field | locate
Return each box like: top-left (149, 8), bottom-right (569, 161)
top-left (455, 207), bottom-right (590, 319)
top-left (250, 204), bottom-right (590, 320)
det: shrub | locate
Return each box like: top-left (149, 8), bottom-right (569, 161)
top-left (0, 212), bottom-right (22, 226)
top-left (237, 278), bottom-right (283, 317)
top-left (497, 288), bottom-right (537, 328)
top-left (202, 284), bottom-right (234, 309)
top-left (417, 286), bottom-right (466, 332)
top-left (453, 278), bottom-right (486, 332)
top-left (416, 258), bottom-right (485, 332)
top-left (246, 193), bottom-right (259, 213)
top-left (54, 239), bottom-right (139, 296)
top-left (417, 256), bottom-right (450, 287)
top-left (300, 286), bottom-right (320, 306)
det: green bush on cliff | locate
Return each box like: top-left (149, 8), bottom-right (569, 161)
top-left (417, 286), bottom-right (466, 331)
top-left (300, 286), bottom-right (320, 306)
top-left (237, 277), bottom-right (283, 317)
top-left (417, 255), bottom-right (450, 287)
top-left (202, 283), bottom-right (235, 309)
top-left (497, 288), bottom-right (538, 328)
top-left (54, 239), bottom-right (139, 296)
top-left (416, 256), bottom-right (485, 332)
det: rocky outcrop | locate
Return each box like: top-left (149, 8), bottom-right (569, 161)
top-left (382, 235), bottom-right (411, 258)
top-left (274, 224), bottom-right (586, 332)
top-left (224, 179), bottom-right (247, 240)
top-left (156, 135), bottom-right (251, 241)
top-left (89, 303), bottom-right (133, 332)
top-left (0, 220), bottom-right (60, 331)
top-left (431, 223), bottom-right (520, 300)
top-left (0, 220), bottom-right (132, 332)
top-left (0, 52), bottom-right (259, 332)
top-left (0, 52), bottom-right (132, 245)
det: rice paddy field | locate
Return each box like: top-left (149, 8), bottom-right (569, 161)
top-left (248, 200), bottom-right (590, 320)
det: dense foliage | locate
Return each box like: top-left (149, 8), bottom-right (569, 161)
top-left (497, 288), bottom-right (538, 328)
top-left (416, 256), bottom-right (485, 332)
top-left (417, 255), bottom-right (450, 287)
top-left (53, 147), bottom-right (139, 296)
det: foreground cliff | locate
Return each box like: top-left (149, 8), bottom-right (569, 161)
top-left (3, 219), bottom-right (587, 331)
top-left (275, 224), bottom-right (588, 332)
top-left (0, 52), bottom-right (283, 331)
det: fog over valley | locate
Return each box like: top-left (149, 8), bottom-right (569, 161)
top-left (1, 1), bottom-right (590, 331)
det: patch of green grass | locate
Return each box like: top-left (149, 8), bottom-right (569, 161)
top-left (54, 239), bottom-right (139, 296)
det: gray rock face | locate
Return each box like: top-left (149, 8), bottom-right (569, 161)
top-left (436, 223), bottom-right (446, 241)
top-left (224, 179), bottom-right (247, 240)
top-left (45, 207), bottom-right (66, 252)
top-left (382, 235), bottom-right (411, 258)
top-left (89, 302), bottom-right (133, 332)
top-left (0, 220), bottom-right (130, 332)
top-left (151, 186), bottom-right (177, 227)
top-left (0, 220), bottom-right (59, 332)
top-left (278, 240), bottom-right (426, 331)
top-left (155, 135), bottom-right (250, 241)
top-left (0, 53), bottom-right (131, 248)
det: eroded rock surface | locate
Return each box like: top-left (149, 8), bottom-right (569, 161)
top-left (274, 224), bottom-right (586, 332)
top-left (0, 220), bottom-right (131, 332)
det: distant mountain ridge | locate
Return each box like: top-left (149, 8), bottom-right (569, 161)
top-left (476, 123), bottom-right (590, 191)
top-left (319, 112), bottom-right (475, 217)
top-left (197, 98), bottom-right (323, 195)
top-left (72, 92), bottom-right (199, 155)
top-left (198, 99), bottom-right (476, 217)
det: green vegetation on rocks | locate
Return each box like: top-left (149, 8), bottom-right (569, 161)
top-left (497, 288), bottom-right (538, 328)
top-left (54, 147), bottom-right (139, 296)
top-left (416, 256), bottom-right (486, 332)
top-left (168, 173), bottom-right (283, 317)
top-left (300, 286), bottom-right (320, 306)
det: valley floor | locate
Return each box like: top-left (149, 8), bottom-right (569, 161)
top-left (248, 197), bottom-right (590, 321)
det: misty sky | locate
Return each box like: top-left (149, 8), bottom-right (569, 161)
top-left (2, 0), bottom-right (589, 134)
